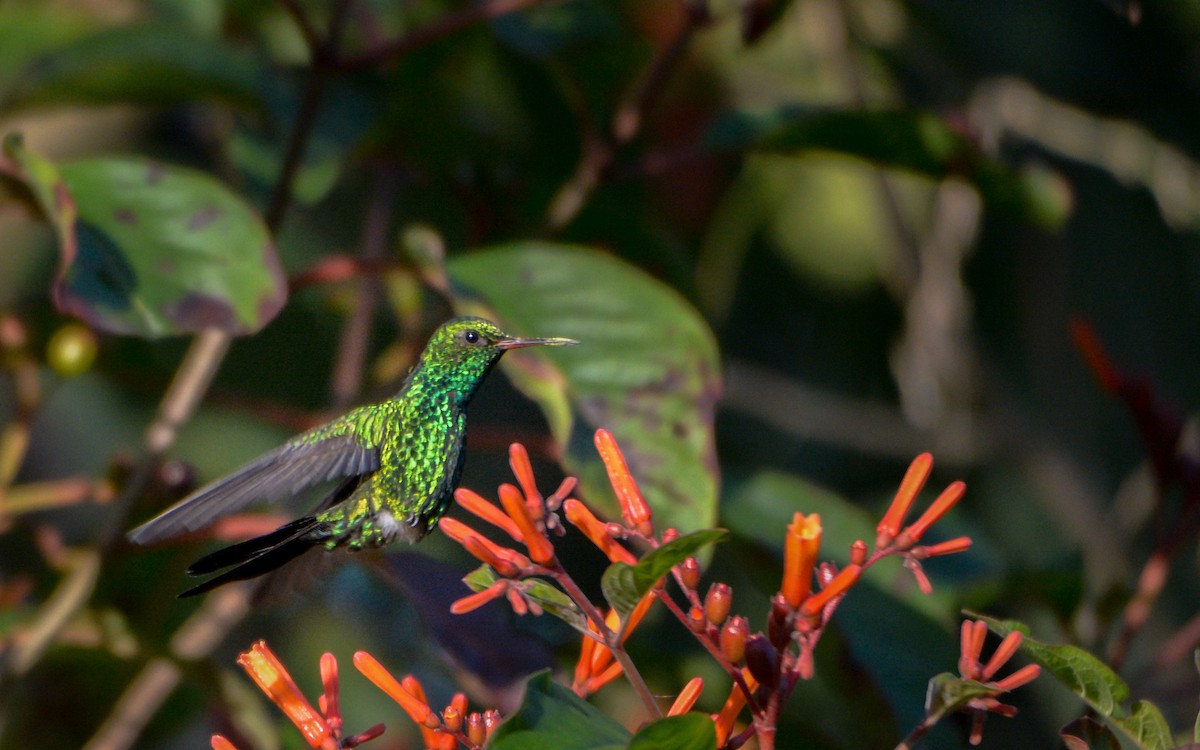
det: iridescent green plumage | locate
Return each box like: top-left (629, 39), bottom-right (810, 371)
top-left (127, 317), bottom-right (576, 596)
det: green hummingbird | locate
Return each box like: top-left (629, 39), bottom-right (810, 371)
top-left (128, 317), bottom-right (577, 597)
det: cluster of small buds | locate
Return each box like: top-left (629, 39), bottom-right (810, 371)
top-left (956, 620), bottom-right (1042, 745)
top-left (215, 641), bottom-right (384, 750)
top-left (354, 650), bottom-right (500, 749)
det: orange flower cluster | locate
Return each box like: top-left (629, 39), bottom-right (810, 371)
top-left (355, 651), bottom-right (500, 749)
top-left (957, 620), bottom-right (1042, 745)
top-left (442, 430), bottom-right (661, 700)
top-left (214, 641), bottom-right (384, 750)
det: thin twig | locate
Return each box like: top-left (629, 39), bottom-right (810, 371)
top-left (329, 165), bottom-right (399, 409)
top-left (542, 0), bottom-right (709, 233)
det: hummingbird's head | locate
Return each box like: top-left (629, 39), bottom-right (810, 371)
top-left (421, 316), bottom-right (577, 387)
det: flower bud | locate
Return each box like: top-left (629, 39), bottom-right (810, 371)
top-left (743, 634), bottom-right (778, 690)
top-left (484, 709), bottom-right (501, 737)
top-left (687, 606), bottom-right (707, 633)
top-left (767, 593), bottom-right (791, 648)
top-left (680, 557), bottom-right (701, 590)
top-left (704, 583), bottom-right (732, 626)
top-left (466, 713), bottom-right (486, 745)
top-left (442, 706), bottom-right (462, 733)
top-left (850, 539), bottom-right (867, 566)
top-left (720, 616), bottom-right (748, 663)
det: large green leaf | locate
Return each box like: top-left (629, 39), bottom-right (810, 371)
top-left (0, 21), bottom-right (264, 113)
top-left (487, 671), bottom-right (629, 750)
top-left (601, 530), bottom-right (727, 618)
top-left (626, 714), bottom-right (716, 750)
top-left (1, 137), bottom-right (286, 337)
top-left (448, 243), bottom-right (722, 535)
top-left (977, 614), bottom-right (1173, 750)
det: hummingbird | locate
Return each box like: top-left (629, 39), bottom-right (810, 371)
top-left (128, 317), bottom-right (577, 597)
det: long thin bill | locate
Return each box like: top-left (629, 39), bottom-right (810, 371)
top-left (494, 336), bottom-right (578, 350)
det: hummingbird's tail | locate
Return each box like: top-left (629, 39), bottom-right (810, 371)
top-left (179, 516), bottom-right (326, 598)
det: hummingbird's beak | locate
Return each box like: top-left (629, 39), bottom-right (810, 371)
top-left (493, 336), bottom-right (578, 350)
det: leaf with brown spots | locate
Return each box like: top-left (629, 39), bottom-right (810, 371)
top-left (448, 243), bottom-right (721, 535)
top-left (1, 136), bottom-right (285, 337)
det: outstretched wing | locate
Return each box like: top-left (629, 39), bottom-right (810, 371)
top-left (128, 412), bottom-right (383, 544)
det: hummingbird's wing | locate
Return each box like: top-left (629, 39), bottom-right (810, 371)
top-left (128, 411), bottom-right (383, 544)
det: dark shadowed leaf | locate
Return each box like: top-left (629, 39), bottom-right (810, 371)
top-left (488, 671), bottom-right (629, 750)
top-left (490, 0), bottom-right (621, 60)
top-left (0, 21), bottom-right (264, 113)
top-left (1061, 716), bottom-right (1123, 750)
top-left (448, 243), bottom-right (721, 535)
top-left (2, 137), bottom-right (286, 337)
top-left (626, 713), bottom-right (716, 750)
top-left (463, 563), bottom-right (587, 633)
top-left (600, 530), bottom-right (727, 618)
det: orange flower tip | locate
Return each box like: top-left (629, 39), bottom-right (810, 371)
top-left (798, 564), bottom-right (861, 617)
top-left (913, 536), bottom-right (973, 559)
top-left (212, 735), bottom-right (238, 750)
top-left (981, 632), bottom-right (1024, 680)
top-left (680, 557), bottom-right (701, 589)
top-left (992, 664), bottom-right (1041, 691)
top-left (687, 606), bottom-right (707, 633)
top-left (499, 482), bottom-right (556, 565)
top-left (450, 580), bottom-right (508, 614)
top-left (901, 481), bottom-right (967, 543)
top-left (782, 512), bottom-right (821, 608)
top-left (877, 453), bottom-right (934, 536)
top-left (668, 677), bottom-right (705, 716)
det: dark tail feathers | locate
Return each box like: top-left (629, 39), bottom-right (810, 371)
top-left (180, 516), bottom-right (324, 598)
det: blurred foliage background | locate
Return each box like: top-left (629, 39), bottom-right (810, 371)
top-left (1, 0), bottom-right (1198, 748)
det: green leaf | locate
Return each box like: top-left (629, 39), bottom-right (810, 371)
top-left (975, 614), bottom-right (1128, 714)
top-left (626, 714), bottom-right (716, 750)
top-left (2, 137), bottom-right (286, 337)
top-left (1060, 716), bottom-right (1122, 750)
top-left (1112, 701), bottom-right (1174, 750)
top-left (922, 673), bottom-right (997, 725)
top-left (600, 530), bottom-right (727, 618)
top-left (976, 614), bottom-right (1173, 750)
top-left (488, 671), bottom-right (629, 750)
top-left (448, 243), bottom-right (722, 535)
top-left (463, 564), bottom-right (587, 633)
top-left (0, 21), bottom-right (264, 113)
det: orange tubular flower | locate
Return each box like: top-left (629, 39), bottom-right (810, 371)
top-left (509, 442), bottom-right (543, 509)
top-left (450, 580), bottom-right (509, 614)
top-left (668, 677), bottom-right (704, 716)
top-left (498, 483), bottom-right (556, 565)
top-left (574, 593), bottom-right (657, 694)
top-left (913, 536), bottom-right (973, 559)
top-left (440, 517), bottom-right (530, 575)
top-left (898, 480), bottom-right (967, 546)
top-left (798, 564), bottom-right (861, 619)
top-left (237, 641), bottom-right (330, 748)
top-left (353, 651), bottom-right (432, 725)
top-left (713, 670), bottom-right (759, 746)
top-left (594, 429), bottom-right (653, 536)
top-left (877, 453), bottom-right (933, 547)
top-left (454, 487), bottom-right (524, 542)
top-left (563, 499), bottom-right (637, 564)
top-left (781, 512), bottom-right (821, 607)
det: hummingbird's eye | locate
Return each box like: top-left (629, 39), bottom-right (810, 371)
top-left (462, 329), bottom-right (480, 345)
